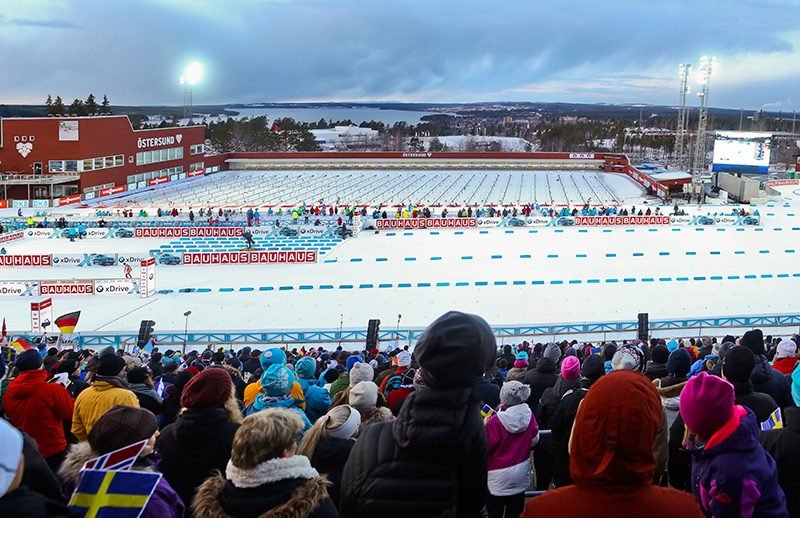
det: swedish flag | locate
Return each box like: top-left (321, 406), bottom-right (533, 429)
top-left (760, 408), bottom-right (784, 431)
top-left (68, 470), bottom-right (161, 518)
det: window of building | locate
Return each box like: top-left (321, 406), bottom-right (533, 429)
top-left (49, 161), bottom-right (64, 172)
top-left (190, 144), bottom-right (204, 155)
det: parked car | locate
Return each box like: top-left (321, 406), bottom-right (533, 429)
top-left (697, 216), bottom-right (714, 225)
top-left (115, 228), bottom-right (135, 238)
top-left (279, 227), bottom-right (299, 237)
top-left (556, 216), bottom-right (575, 226)
top-left (507, 217), bottom-right (526, 227)
top-left (742, 216), bottom-right (759, 225)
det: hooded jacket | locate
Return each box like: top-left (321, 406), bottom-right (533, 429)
top-left (155, 407), bottom-right (241, 510)
top-left (521, 370), bottom-right (704, 517)
top-left (689, 405), bottom-right (788, 517)
top-left (772, 357), bottom-right (798, 376)
top-left (750, 355), bottom-right (793, 409)
top-left (58, 441), bottom-right (184, 518)
top-left (485, 403), bottom-right (539, 497)
top-left (296, 378), bottom-right (332, 425)
top-left (3, 369), bottom-right (74, 458)
top-left (339, 386), bottom-right (488, 517)
top-left (192, 455), bottom-right (337, 518)
top-left (71, 380), bottom-right (139, 441)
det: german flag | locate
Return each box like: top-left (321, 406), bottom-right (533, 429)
top-left (55, 311), bottom-right (81, 334)
top-left (10, 337), bottom-right (34, 353)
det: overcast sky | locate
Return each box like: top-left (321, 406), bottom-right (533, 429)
top-left (3, 0), bottom-right (800, 112)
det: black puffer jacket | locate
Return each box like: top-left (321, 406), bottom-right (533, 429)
top-left (339, 387), bottom-right (488, 517)
top-left (155, 407), bottom-right (240, 510)
top-left (751, 355), bottom-right (793, 409)
top-left (308, 437), bottom-right (356, 508)
top-left (523, 358), bottom-right (558, 410)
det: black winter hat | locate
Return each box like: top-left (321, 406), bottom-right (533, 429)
top-left (57, 359), bottom-right (80, 374)
top-left (651, 344), bottom-right (670, 364)
top-left (603, 343), bottom-right (617, 362)
top-left (535, 356), bottom-right (557, 374)
top-left (126, 367), bottom-right (150, 384)
top-left (96, 353), bottom-right (126, 377)
top-left (666, 348), bottom-right (691, 377)
top-left (722, 345), bottom-right (755, 383)
top-left (581, 354), bottom-right (606, 382)
top-left (15, 349), bottom-right (43, 372)
top-left (741, 329), bottom-right (765, 356)
top-left (415, 311), bottom-right (497, 389)
top-left (163, 360), bottom-right (179, 373)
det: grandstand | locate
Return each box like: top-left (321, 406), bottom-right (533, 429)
top-left (87, 169), bottom-right (640, 209)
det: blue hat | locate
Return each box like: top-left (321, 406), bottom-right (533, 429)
top-left (260, 348), bottom-right (287, 371)
top-left (515, 351), bottom-right (528, 361)
top-left (667, 348), bottom-right (691, 377)
top-left (260, 363), bottom-right (295, 397)
top-left (667, 340), bottom-right (678, 352)
top-left (346, 354), bottom-right (364, 373)
top-left (294, 356), bottom-right (316, 380)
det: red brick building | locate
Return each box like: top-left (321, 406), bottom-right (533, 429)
top-left (0, 116), bottom-right (206, 207)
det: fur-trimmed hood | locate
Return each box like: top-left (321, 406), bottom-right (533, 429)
top-left (192, 471), bottom-right (332, 518)
top-left (57, 441), bottom-right (96, 487)
top-left (652, 378), bottom-right (688, 398)
top-left (226, 455), bottom-right (319, 489)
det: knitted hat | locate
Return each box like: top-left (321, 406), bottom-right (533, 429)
top-left (414, 311), bottom-right (496, 390)
top-left (336, 351), bottom-right (351, 365)
top-left (666, 348), bottom-right (691, 377)
top-left (667, 340), bottom-right (678, 352)
top-left (396, 350), bottom-right (411, 367)
top-left (581, 354), bottom-right (605, 381)
top-left (259, 348), bottom-right (287, 370)
top-left (543, 343), bottom-right (562, 361)
top-left (126, 367), bottom-right (149, 385)
top-left (561, 356), bottom-right (581, 380)
top-left (122, 355), bottom-right (134, 369)
top-left (651, 344), bottom-right (669, 364)
top-left (611, 344), bottom-right (644, 372)
top-left (413, 370), bottom-right (426, 392)
top-left (564, 346), bottom-right (577, 358)
top-left (700, 336), bottom-right (713, 348)
top-left (349, 381), bottom-right (379, 409)
top-left (500, 380), bottom-right (531, 407)
top-left (536, 356), bottom-right (557, 374)
top-left (603, 343), bottom-right (617, 361)
top-left (57, 359), bottom-right (80, 375)
top-left (513, 351), bottom-right (529, 369)
top-left (14, 349), bottom-right (43, 372)
top-left (346, 354), bottom-right (364, 373)
top-left (0, 418), bottom-right (23, 496)
top-left (776, 339), bottom-right (797, 359)
top-left (96, 353), bottom-right (126, 377)
top-left (718, 341), bottom-right (736, 362)
top-left (260, 363), bottom-right (295, 397)
top-left (88, 405), bottom-right (158, 455)
top-left (679, 371), bottom-right (735, 436)
top-left (349, 362), bottom-right (374, 387)
top-left (150, 352), bottom-right (163, 363)
top-left (741, 329), bottom-right (765, 355)
top-left (163, 360), bottom-right (179, 373)
top-left (721, 345), bottom-right (755, 383)
top-left (172, 370), bottom-right (194, 390)
top-left (294, 356), bottom-right (316, 380)
top-left (181, 367), bottom-right (232, 408)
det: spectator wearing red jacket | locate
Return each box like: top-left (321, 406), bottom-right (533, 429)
top-left (3, 350), bottom-right (74, 472)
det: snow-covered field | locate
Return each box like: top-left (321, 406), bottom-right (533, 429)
top-left (2, 172), bottom-right (799, 348)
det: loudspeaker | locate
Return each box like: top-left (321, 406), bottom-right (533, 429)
top-left (137, 320), bottom-right (156, 348)
top-left (637, 313), bottom-right (649, 342)
top-left (366, 319), bottom-right (380, 353)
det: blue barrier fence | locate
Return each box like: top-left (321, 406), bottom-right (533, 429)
top-left (61, 313), bottom-right (800, 348)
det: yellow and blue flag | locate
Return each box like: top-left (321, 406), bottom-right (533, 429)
top-left (480, 404), bottom-right (496, 419)
top-left (68, 469), bottom-right (161, 518)
top-left (760, 408), bottom-right (783, 431)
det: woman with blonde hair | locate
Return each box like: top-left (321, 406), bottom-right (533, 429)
top-left (297, 405), bottom-right (361, 507)
top-left (193, 408), bottom-right (337, 517)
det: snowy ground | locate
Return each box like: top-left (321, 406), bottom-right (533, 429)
top-left (2, 172), bottom-right (799, 348)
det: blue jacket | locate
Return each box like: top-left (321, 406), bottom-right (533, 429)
top-left (690, 405), bottom-right (788, 517)
top-left (242, 396), bottom-right (313, 434)
top-left (296, 378), bottom-right (332, 425)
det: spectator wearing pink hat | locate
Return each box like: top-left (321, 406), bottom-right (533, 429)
top-left (680, 371), bottom-right (788, 517)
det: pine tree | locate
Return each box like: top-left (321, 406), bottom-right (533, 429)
top-left (45, 95), bottom-right (54, 116)
top-left (53, 96), bottom-right (65, 115)
top-left (68, 98), bottom-right (86, 116)
top-left (85, 94), bottom-right (98, 115)
top-left (101, 94), bottom-right (110, 114)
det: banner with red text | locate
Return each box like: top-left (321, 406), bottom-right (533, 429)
top-left (181, 250), bottom-right (317, 265)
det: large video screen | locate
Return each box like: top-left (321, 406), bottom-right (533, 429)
top-left (712, 131), bottom-right (772, 174)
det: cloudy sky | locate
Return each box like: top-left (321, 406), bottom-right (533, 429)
top-left (3, 0), bottom-right (800, 112)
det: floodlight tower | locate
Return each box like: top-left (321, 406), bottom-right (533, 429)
top-left (691, 56), bottom-right (715, 199)
top-left (676, 63), bottom-right (692, 168)
top-left (180, 62), bottom-right (204, 121)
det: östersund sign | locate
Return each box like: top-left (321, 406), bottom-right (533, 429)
top-left (137, 134), bottom-right (183, 149)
